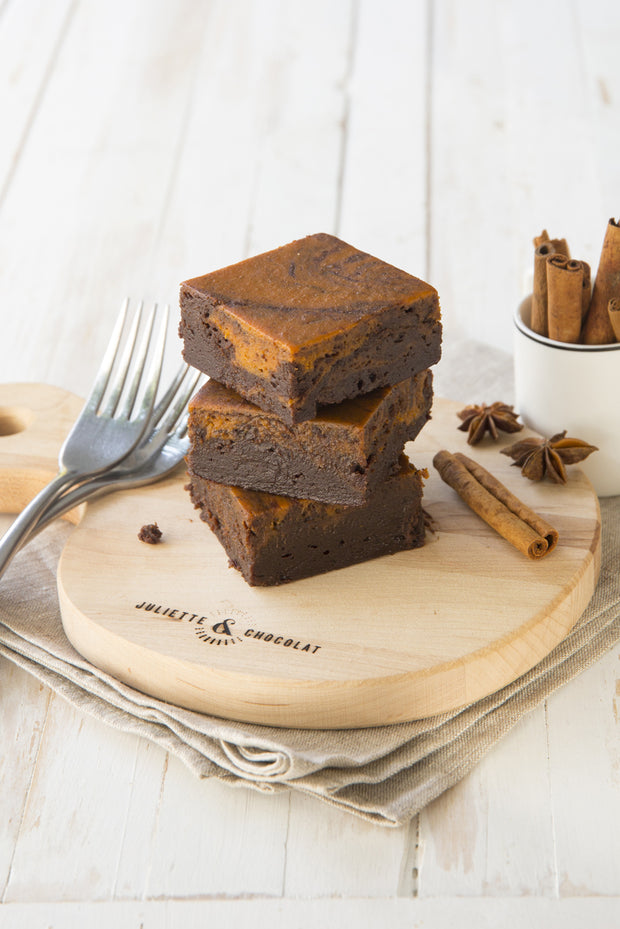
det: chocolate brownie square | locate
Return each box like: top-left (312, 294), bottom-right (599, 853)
top-left (179, 233), bottom-right (441, 424)
top-left (186, 456), bottom-right (426, 586)
top-left (187, 370), bottom-right (433, 505)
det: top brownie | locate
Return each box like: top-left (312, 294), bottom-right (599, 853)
top-left (179, 233), bottom-right (442, 424)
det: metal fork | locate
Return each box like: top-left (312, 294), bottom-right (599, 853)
top-left (28, 365), bottom-right (201, 536)
top-left (33, 424), bottom-right (189, 533)
top-left (0, 298), bottom-right (169, 578)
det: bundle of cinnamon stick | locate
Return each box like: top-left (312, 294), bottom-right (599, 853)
top-left (530, 220), bottom-right (620, 345)
top-left (433, 450), bottom-right (558, 560)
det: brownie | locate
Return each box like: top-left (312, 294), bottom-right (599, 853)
top-left (179, 233), bottom-right (442, 424)
top-left (187, 370), bottom-right (433, 505)
top-left (186, 456), bottom-right (426, 586)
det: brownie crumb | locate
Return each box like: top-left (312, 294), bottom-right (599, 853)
top-left (138, 523), bottom-right (163, 544)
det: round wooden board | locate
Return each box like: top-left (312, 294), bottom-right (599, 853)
top-left (0, 383), bottom-right (601, 729)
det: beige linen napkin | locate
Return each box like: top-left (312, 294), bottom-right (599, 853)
top-left (1, 340), bottom-right (618, 826)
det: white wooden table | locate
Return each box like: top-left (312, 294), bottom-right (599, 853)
top-left (1, 1), bottom-right (619, 925)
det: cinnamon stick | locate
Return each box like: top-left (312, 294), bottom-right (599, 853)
top-left (533, 230), bottom-right (549, 248)
top-left (546, 254), bottom-right (584, 343)
top-left (433, 450), bottom-right (559, 560)
top-left (582, 217), bottom-right (620, 344)
top-left (551, 238), bottom-right (570, 257)
top-left (608, 297), bottom-right (620, 341)
top-left (534, 229), bottom-right (570, 257)
top-left (531, 241), bottom-right (555, 336)
top-left (579, 260), bottom-right (591, 319)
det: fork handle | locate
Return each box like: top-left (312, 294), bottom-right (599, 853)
top-left (0, 471), bottom-right (77, 579)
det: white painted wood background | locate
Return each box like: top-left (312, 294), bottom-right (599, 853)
top-left (1, 0), bottom-right (619, 925)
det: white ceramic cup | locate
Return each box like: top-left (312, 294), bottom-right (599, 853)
top-left (514, 296), bottom-right (620, 497)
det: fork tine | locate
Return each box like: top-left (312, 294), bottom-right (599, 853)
top-left (136, 369), bottom-right (200, 459)
top-left (175, 416), bottom-right (189, 441)
top-left (116, 303), bottom-right (158, 419)
top-left (150, 362), bottom-right (190, 428)
top-left (160, 368), bottom-right (202, 432)
top-left (129, 303), bottom-right (169, 422)
top-left (99, 300), bottom-right (143, 417)
top-left (84, 298), bottom-right (130, 413)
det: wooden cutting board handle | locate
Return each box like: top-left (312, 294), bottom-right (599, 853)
top-left (0, 382), bottom-right (84, 521)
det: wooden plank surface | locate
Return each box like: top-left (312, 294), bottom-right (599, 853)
top-left (0, 0), bottom-right (619, 919)
top-left (2, 898), bottom-right (620, 929)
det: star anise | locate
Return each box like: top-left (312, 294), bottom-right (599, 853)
top-left (457, 402), bottom-right (523, 445)
top-left (501, 431), bottom-right (598, 484)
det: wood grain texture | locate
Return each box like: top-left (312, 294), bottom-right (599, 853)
top-left (0, 660), bottom-right (53, 901)
top-left (419, 705), bottom-right (558, 895)
top-left (0, 383), bottom-right (83, 516)
top-left (0, 0), bottom-right (75, 205)
top-left (3, 695), bottom-right (142, 904)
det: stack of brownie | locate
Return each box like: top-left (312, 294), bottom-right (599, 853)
top-left (179, 233), bottom-right (442, 586)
